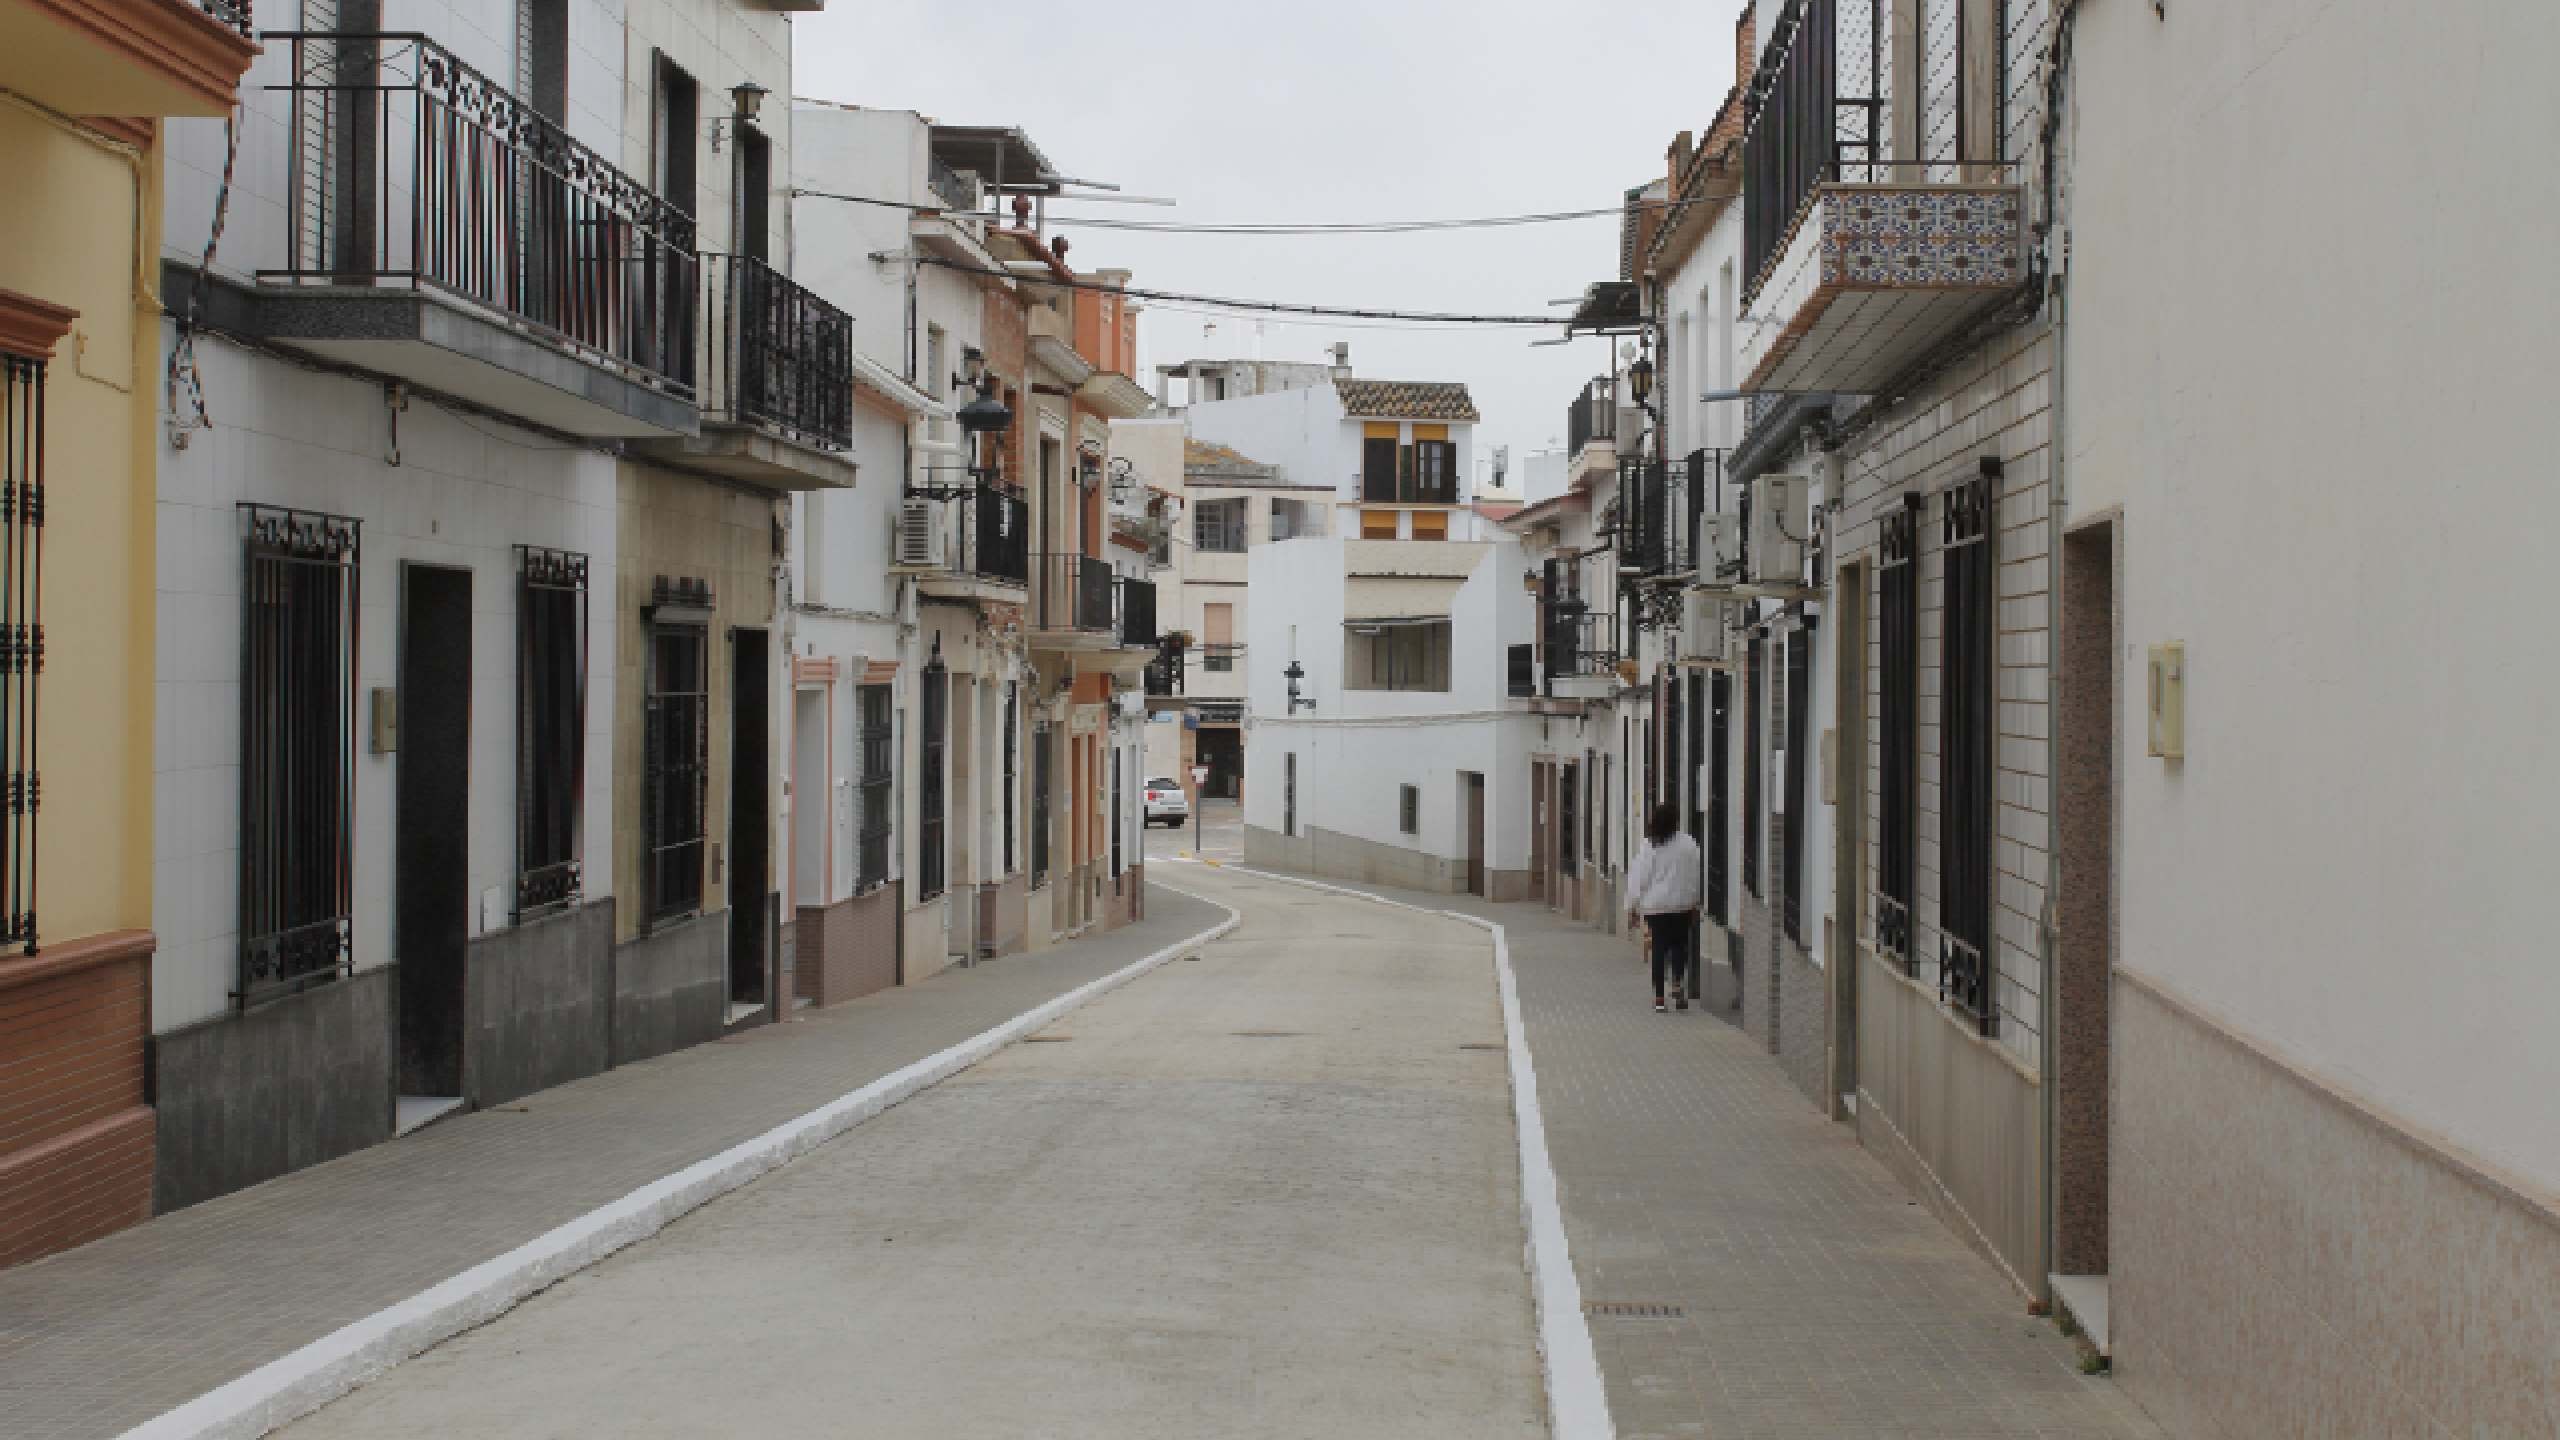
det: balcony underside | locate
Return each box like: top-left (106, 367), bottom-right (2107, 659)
top-left (1548, 674), bottom-right (1619, 701)
top-left (1070, 648), bottom-right (1151, 682)
top-left (0, 0), bottom-right (255, 119)
top-left (632, 423), bottom-right (857, 491)
top-left (1741, 183), bottom-right (2026, 396)
top-left (1028, 628), bottom-right (1124, 653)
top-left (167, 265), bottom-right (699, 439)
top-left (910, 571), bottom-right (1027, 606)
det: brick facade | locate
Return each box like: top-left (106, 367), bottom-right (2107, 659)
top-left (793, 885), bottom-right (900, 1008)
top-left (0, 932), bottom-right (156, 1269)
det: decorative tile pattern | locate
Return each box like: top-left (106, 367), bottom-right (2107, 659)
top-left (1822, 186), bottom-right (2026, 289)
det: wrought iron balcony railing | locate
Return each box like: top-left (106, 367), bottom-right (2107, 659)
top-left (1118, 576), bottom-right (1159, 648)
top-left (1625, 450), bottom-right (1718, 581)
top-left (265, 33), bottom-right (698, 393)
top-left (1566, 376), bottom-right (1616, 460)
top-left (1144, 640), bottom-right (1184, 697)
top-left (1544, 609), bottom-right (1619, 683)
top-left (1031, 552), bottom-right (1113, 633)
top-left (199, 0), bottom-right (253, 37)
top-left (702, 253), bottom-right (850, 449)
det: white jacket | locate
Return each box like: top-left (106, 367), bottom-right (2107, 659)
top-left (1624, 832), bottom-right (1703, 916)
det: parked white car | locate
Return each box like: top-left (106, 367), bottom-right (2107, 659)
top-left (1143, 777), bottom-right (1190, 827)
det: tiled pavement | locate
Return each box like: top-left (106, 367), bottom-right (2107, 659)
top-left (1201, 864), bottom-right (2164, 1440)
top-left (0, 889), bottom-right (1226, 1440)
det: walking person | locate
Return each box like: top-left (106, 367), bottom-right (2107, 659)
top-left (1626, 803), bottom-right (1703, 1012)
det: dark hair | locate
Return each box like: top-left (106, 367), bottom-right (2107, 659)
top-left (1646, 803), bottom-right (1680, 845)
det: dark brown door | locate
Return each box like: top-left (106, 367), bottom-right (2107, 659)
top-left (1464, 772), bottom-right (1486, 897)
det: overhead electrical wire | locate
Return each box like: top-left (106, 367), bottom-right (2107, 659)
top-left (790, 185), bottom-right (1725, 236)
top-left (906, 252), bottom-right (1564, 327)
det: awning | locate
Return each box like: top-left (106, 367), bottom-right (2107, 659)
top-left (1344, 575), bottom-right (1465, 624)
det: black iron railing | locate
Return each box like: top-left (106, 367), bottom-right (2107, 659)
top-left (1145, 639), bottom-right (1184, 697)
top-left (1030, 728), bottom-right (1052, 887)
top-left (1201, 642), bottom-right (1242, 673)
top-left (237, 505), bottom-right (360, 1006)
top-left (1507, 644), bottom-right (1536, 698)
top-left (643, 596), bottom-right (709, 926)
top-left (1742, 0), bottom-right (1886, 301)
top-left (1707, 670), bottom-right (1731, 925)
top-left (1877, 494), bottom-right (1920, 971)
top-left (702, 253), bottom-right (850, 449)
top-left (1567, 377), bottom-right (1616, 459)
top-left (1628, 452), bottom-right (1715, 585)
top-left (1940, 467), bottom-right (1997, 1033)
top-left (1032, 552), bottom-right (1112, 632)
top-left (0, 356), bottom-right (46, 954)
top-left (1743, 637), bottom-right (1763, 898)
top-left (1118, 576), bottom-right (1158, 648)
top-left (857, 682), bottom-right (891, 892)
top-left (1782, 620), bottom-right (1815, 942)
top-left (515, 546), bottom-right (587, 920)
top-left (917, 653), bottom-right (947, 902)
top-left (198, 0), bottom-right (253, 37)
top-left (1544, 610), bottom-right (1618, 681)
top-left (266, 33), bottom-right (698, 393)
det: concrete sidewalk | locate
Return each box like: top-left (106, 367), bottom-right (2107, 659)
top-left (0, 888), bottom-right (1226, 1440)
top-left (1206, 863), bottom-right (2161, 1440)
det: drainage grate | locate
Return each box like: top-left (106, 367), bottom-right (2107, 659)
top-left (1230, 1030), bottom-right (1304, 1038)
top-left (1582, 1301), bottom-right (1685, 1319)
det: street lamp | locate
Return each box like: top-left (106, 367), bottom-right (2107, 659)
top-left (1626, 351), bottom-right (1655, 408)
top-left (1283, 659), bottom-right (1316, 714)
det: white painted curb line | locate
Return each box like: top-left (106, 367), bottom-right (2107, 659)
top-left (118, 899), bottom-right (1242, 1440)
top-left (1208, 864), bottom-right (1614, 1440)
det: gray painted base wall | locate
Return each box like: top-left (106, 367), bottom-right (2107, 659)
top-left (1739, 896), bottom-right (1779, 1052)
top-left (2112, 975), bottom-right (2560, 1439)
top-left (1244, 825), bottom-right (1465, 894)
top-left (152, 967), bottom-right (396, 1213)
top-left (1777, 937), bottom-right (1827, 1109)
top-left (612, 911), bottom-right (727, 1067)
top-left (465, 900), bottom-right (614, 1109)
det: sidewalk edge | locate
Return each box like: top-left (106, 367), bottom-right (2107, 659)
top-left (1211, 864), bottom-right (1614, 1440)
top-left (116, 901), bottom-right (1242, 1440)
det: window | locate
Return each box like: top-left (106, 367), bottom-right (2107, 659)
top-left (1783, 620), bottom-right (1814, 943)
top-left (1410, 510), bottom-right (1448, 542)
top-left (925, 325), bottom-right (948, 441)
top-left (1707, 671), bottom-right (1731, 925)
top-left (858, 683), bottom-right (893, 891)
top-left (1360, 509), bottom-right (1398, 540)
top-left (1398, 784), bottom-right (1419, 836)
top-left (1878, 496), bottom-right (1921, 969)
top-left (917, 650), bottom-right (947, 901)
top-left (644, 603), bottom-right (710, 925)
top-left (650, 55), bottom-right (698, 207)
top-left (1269, 498), bottom-right (1319, 542)
top-left (1193, 497), bottom-right (1248, 553)
top-left (1360, 425), bottom-right (1400, 502)
top-left (1558, 764), bottom-right (1578, 878)
top-left (1111, 748), bottom-right (1125, 878)
top-left (1345, 622), bottom-right (1450, 692)
top-left (1582, 749), bottom-right (1595, 864)
top-left (0, 349), bottom-right (49, 953)
top-left (516, 546), bottom-right (588, 919)
top-left (1203, 603), bottom-right (1235, 671)
top-left (1283, 752), bottom-right (1298, 836)
top-left (1743, 637), bottom-right (1763, 898)
top-left (1941, 468), bottom-right (1997, 1031)
top-left (1411, 438), bottom-right (1457, 505)
top-left (238, 506), bottom-right (360, 1002)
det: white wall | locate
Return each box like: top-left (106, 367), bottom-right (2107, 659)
top-left (2066, 0), bottom-right (2560, 1189)
top-left (153, 340), bottom-right (619, 1032)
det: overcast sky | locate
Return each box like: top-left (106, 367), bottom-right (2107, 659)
top-left (793, 0), bottom-right (1743, 494)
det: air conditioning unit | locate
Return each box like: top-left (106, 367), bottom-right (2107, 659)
top-left (1699, 512), bottom-right (1739, 582)
top-left (1750, 474), bottom-right (1810, 586)
top-left (895, 497), bottom-right (948, 568)
top-left (1682, 590), bottom-right (1730, 663)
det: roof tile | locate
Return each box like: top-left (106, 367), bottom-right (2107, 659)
top-left (1332, 378), bottom-right (1480, 422)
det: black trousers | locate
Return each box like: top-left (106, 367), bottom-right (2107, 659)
top-left (1645, 911), bottom-right (1695, 997)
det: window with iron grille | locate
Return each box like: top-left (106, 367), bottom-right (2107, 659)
top-left (1346, 621), bottom-right (1450, 692)
top-left (1783, 619), bottom-right (1815, 943)
top-left (1398, 784), bottom-right (1419, 836)
top-left (1940, 468), bottom-right (1997, 1030)
top-left (1001, 683), bottom-right (1017, 874)
top-left (238, 505), bottom-right (361, 1003)
top-left (1743, 637), bottom-right (1763, 898)
top-left (857, 683), bottom-right (892, 891)
top-left (644, 613), bottom-right (709, 925)
top-left (917, 651), bottom-right (947, 901)
top-left (1707, 671), bottom-right (1731, 924)
top-left (1877, 496), bottom-right (1921, 971)
top-left (0, 353), bottom-right (45, 954)
top-left (516, 547), bottom-right (587, 920)
top-left (1030, 726), bottom-right (1052, 886)
top-left (1193, 497), bottom-right (1248, 553)
top-left (1283, 751), bottom-right (1298, 837)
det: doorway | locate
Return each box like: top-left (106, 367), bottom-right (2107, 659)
top-left (1194, 725), bottom-right (1242, 800)
top-left (1461, 771), bottom-right (1486, 897)
top-left (728, 628), bottom-right (771, 1015)
top-left (791, 688), bottom-right (826, 914)
top-left (396, 564), bottom-right (471, 1116)
top-left (1831, 560), bottom-right (1868, 1118)
top-left (2056, 520), bottom-right (2118, 1284)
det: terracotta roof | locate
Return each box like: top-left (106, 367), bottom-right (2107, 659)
top-left (1332, 378), bottom-right (1480, 423)
top-left (1183, 438), bottom-right (1266, 469)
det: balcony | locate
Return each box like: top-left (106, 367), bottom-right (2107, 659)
top-left (1736, 0), bottom-right (2024, 395)
top-left (897, 485), bottom-right (1027, 597)
top-left (247, 34), bottom-right (698, 438)
top-left (1623, 450), bottom-right (1717, 581)
top-left (0, 0), bottom-right (257, 120)
top-left (1118, 576), bottom-right (1158, 649)
top-left (926, 155), bottom-right (980, 214)
top-left (1030, 552), bottom-right (1115, 644)
top-left (1144, 640), bottom-right (1184, 698)
top-left (637, 253), bottom-right (854, 488)
top-left (1565, 377), bottom-right (1627, 491)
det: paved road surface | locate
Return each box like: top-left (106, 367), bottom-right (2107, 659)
top-left (281, 870), bottom-right (1542, 1439)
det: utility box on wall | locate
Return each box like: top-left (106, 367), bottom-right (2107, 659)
top-left (2148, 642), bottom-right (2186, 759)
top-left (1750, 475), bottom-right (1810, 585)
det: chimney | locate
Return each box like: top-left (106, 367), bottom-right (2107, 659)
top-left (1330, 342), bottom-right (1351, 377)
